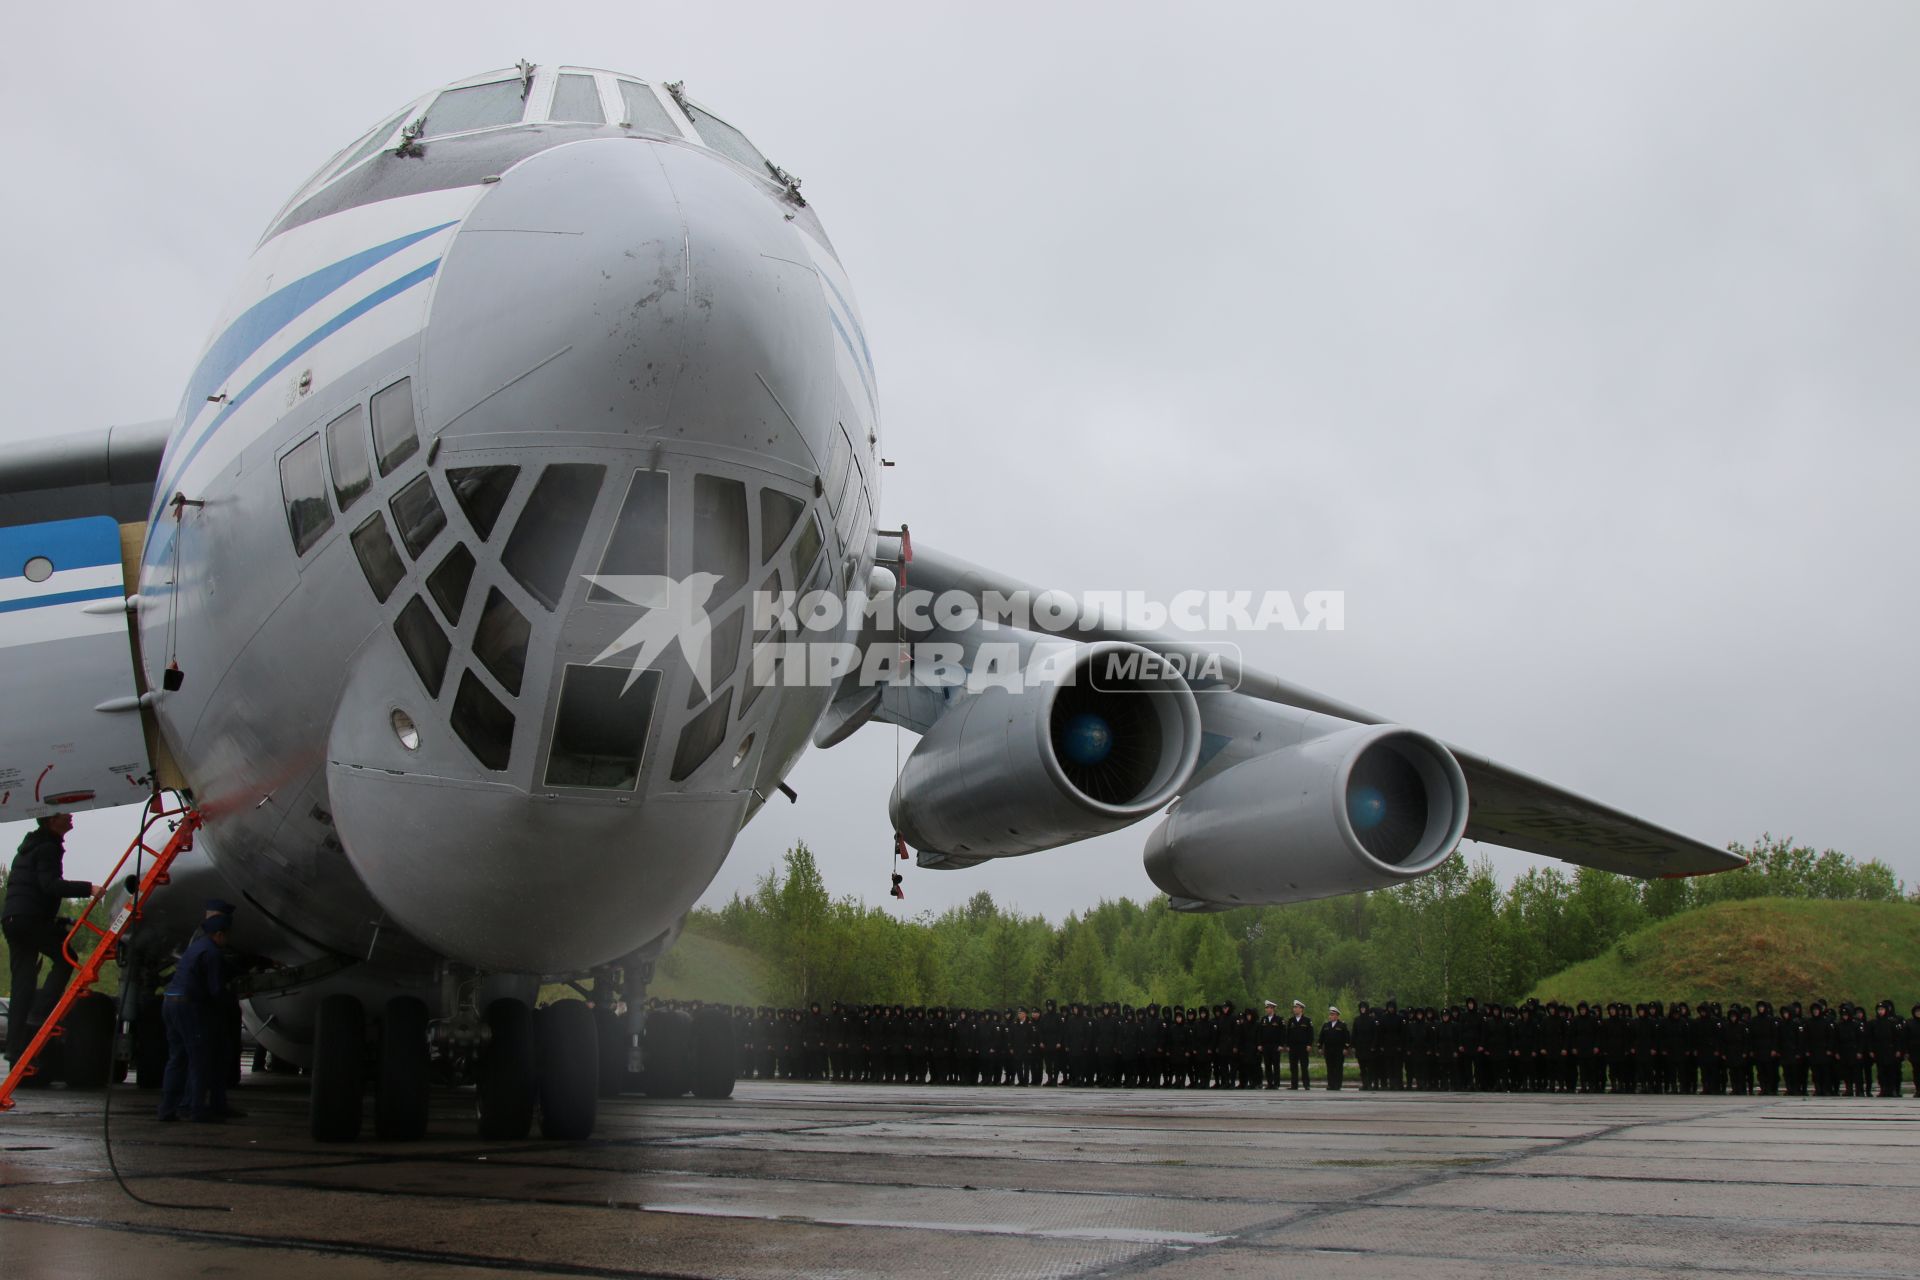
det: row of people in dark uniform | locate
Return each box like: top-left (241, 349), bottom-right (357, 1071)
top-left (1338, 996), bottom-right (1920, 1097)
top-left (697, 995), bottom-right (1920, 1096)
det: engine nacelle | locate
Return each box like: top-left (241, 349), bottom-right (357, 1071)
top-left (890, 641), bottom-right (1201, 859)
top-left (1142, 724), bottom-right (1468, 907)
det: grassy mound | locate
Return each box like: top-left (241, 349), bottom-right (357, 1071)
top-left (537, 930), bottom-right (772, 1009)
top-left (650, 928), bottom-right (773, 1006)
top-left (1529, 898), bottom-right (1920, 1009)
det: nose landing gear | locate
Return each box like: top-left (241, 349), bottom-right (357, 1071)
top-left (476, 997), bottom-right (535, 1139)
top-left (374, 996), bottom-right (430, 1140)
top-left (535, 1001), bottom-right (598, 1139)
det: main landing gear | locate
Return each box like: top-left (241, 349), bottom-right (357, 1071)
top-left (304, 967), bottom-right (734, 1143)
top-left (306, 989), bottom-right (608, 1142)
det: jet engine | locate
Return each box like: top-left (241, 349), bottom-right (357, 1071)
top-left (1142, 724), bottom-right (1468, 907)
top-left (890, 641), bottom-right (1201, 860)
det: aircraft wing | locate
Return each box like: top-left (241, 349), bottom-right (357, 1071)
top-left (0, 422), bottom-right (175, 817)
top-left (0, 420), bottom-right (171, 528)
top-left (878, 542), bottom-right (1741, 880)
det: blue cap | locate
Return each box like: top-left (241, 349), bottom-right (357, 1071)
top-left (202, 914), bottom-right (232, 935)
top-left (205, 897), bottom-right (237, 914)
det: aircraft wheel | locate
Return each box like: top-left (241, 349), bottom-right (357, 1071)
top-left (690, 1006), bottom-right (737, 1099)
top-left (61, 992), bottom-right (117, 1089)
top-left (477, 998), bottom-right (535, 1140)
top-left (596, 1003), bottom-right (631, 1098)
top-left (640, 1009), bottom-right (693, 1098)
top-left (133, 993), bottom-right (167, 1088)
top-left (537, 1001), bottom-right (599, 1139)
top-left (310, 993), bottom-right (367, 1141)
top-left (375, 996), bottom-right (431, 1141)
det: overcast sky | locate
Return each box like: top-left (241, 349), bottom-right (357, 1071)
top-left (4, 3), bottom-right (1916, 921)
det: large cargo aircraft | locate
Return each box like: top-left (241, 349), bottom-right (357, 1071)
top-left (0, 64), bottom-right (1739, 1140)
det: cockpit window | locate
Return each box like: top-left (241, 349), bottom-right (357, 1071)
top-left (337, 109), bottom-right (411, 173)
top-left (389, 474), bottom-right (446, 559)
top-left (503, 463), bottom-right (604, 611)
top-left (452, 670), bottom-right (514, 771)
top-left (692, 476), bottom-right (750, 605)
top-left (550, 74), bottom-right (604, 125)
top-left (824, 423), bottom-right (853, 516)
top-left (474, 587), bottom-right (530, 696)
top-left (426, 543), bottom-right (475, 624)
top-left (703, 609), bottom-right (744, 693)
top-left (325, 404), bottom-right (372, 511)
top-left (349, 512), bottom-right (405, 603)
top-left (420, 79), bottom-right (527, 139)
top-left (759, 488), bottom-right (803, 561)
top-left (681, 103), bottom-right (767, 173)
top-left (616, 81), bottom-right (675, 136)
top-left (279, 434), bottom-right (333, 557)
top-left (394, 596), bottom-right (450, 696)
top-left (789, 511), bottom-right (824, 594)
top-left (589, 469), bottom-right (668, 603)
top-left (671, 688), bottom-right (735, 781)
top-left (447, 466), bottom-right (518, 541)
top-left (545, 664), bottom-right (659, 790)
top-left (371, 378), bottom-right (419, 476)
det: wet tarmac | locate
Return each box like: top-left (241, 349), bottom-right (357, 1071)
top-left (2, 1074), bottom-right (1917, 1278)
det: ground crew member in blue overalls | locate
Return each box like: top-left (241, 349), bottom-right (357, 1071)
top-left (158, 914), bottom-right (232, 1122)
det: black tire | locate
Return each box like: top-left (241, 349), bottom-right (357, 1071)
top-left (375, 996), bottom-right (431, 1141)
top-left (691, 1006), bottom-right (737, 1099)
top-left (61, 992), bottom-right (117, 1089)
top-left (310, 993), bottom-right (366, 1141)
top-left (477, 998), bottom-right (535, 1140)
top-left (596, 1004), bottom-right (631, 1098)
top-left (640, 1009), bottom-right (693, 1098)
top-left (537, 1001), bottom-right (599, 1139)
top-left (133, 993), bottom-right (167, 1089)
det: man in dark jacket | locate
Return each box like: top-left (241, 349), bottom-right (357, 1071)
top-left (4, 814), bottom-right (100, 1063)
top-left (1286, 1000), bottom-right (1314, 1090)
top-left (1320, 1007), bottom-right (1351, 1089)
top-left (1352, 1001), bottom-right (1377, 1089)
top-left (1868, 1001), bottom-right (1902, 1098)
top-left (1259, 1001), bottom-right (1283, 1088)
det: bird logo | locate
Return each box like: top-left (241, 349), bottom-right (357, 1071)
top-left (583, 572), bottom-right (725, 698)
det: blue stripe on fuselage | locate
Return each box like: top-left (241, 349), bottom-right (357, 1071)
top-left (150, 223), bottom-right (457, 526)
top-left (817, 270), bottom-right (875, 383)
top-left (0, 585), bottom-right (123, 615)
top-left (147, 257), bottom-right (444, 548)
top-left (0, 517), bottom-right (121, 578)
top-left (826, 307), bottom-right (879, 419)
top-left (181, 222), bottom-right (457, 415)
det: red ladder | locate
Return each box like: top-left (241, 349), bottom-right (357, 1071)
top-left (0, 799), bottom-right (203, 1111)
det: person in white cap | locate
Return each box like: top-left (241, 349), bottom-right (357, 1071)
top-left (1320, 1005), bottom-right (1351, 1090)
top-left (1287, 1000), bottom-right (1315, 1090)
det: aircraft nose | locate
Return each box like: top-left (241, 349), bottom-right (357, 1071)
top-left (325, 748), bottom-right (746, 973)
top-left (418, 135), bottom-right (840, 472)
top-left (311, 138), bottom-right (868, 975)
